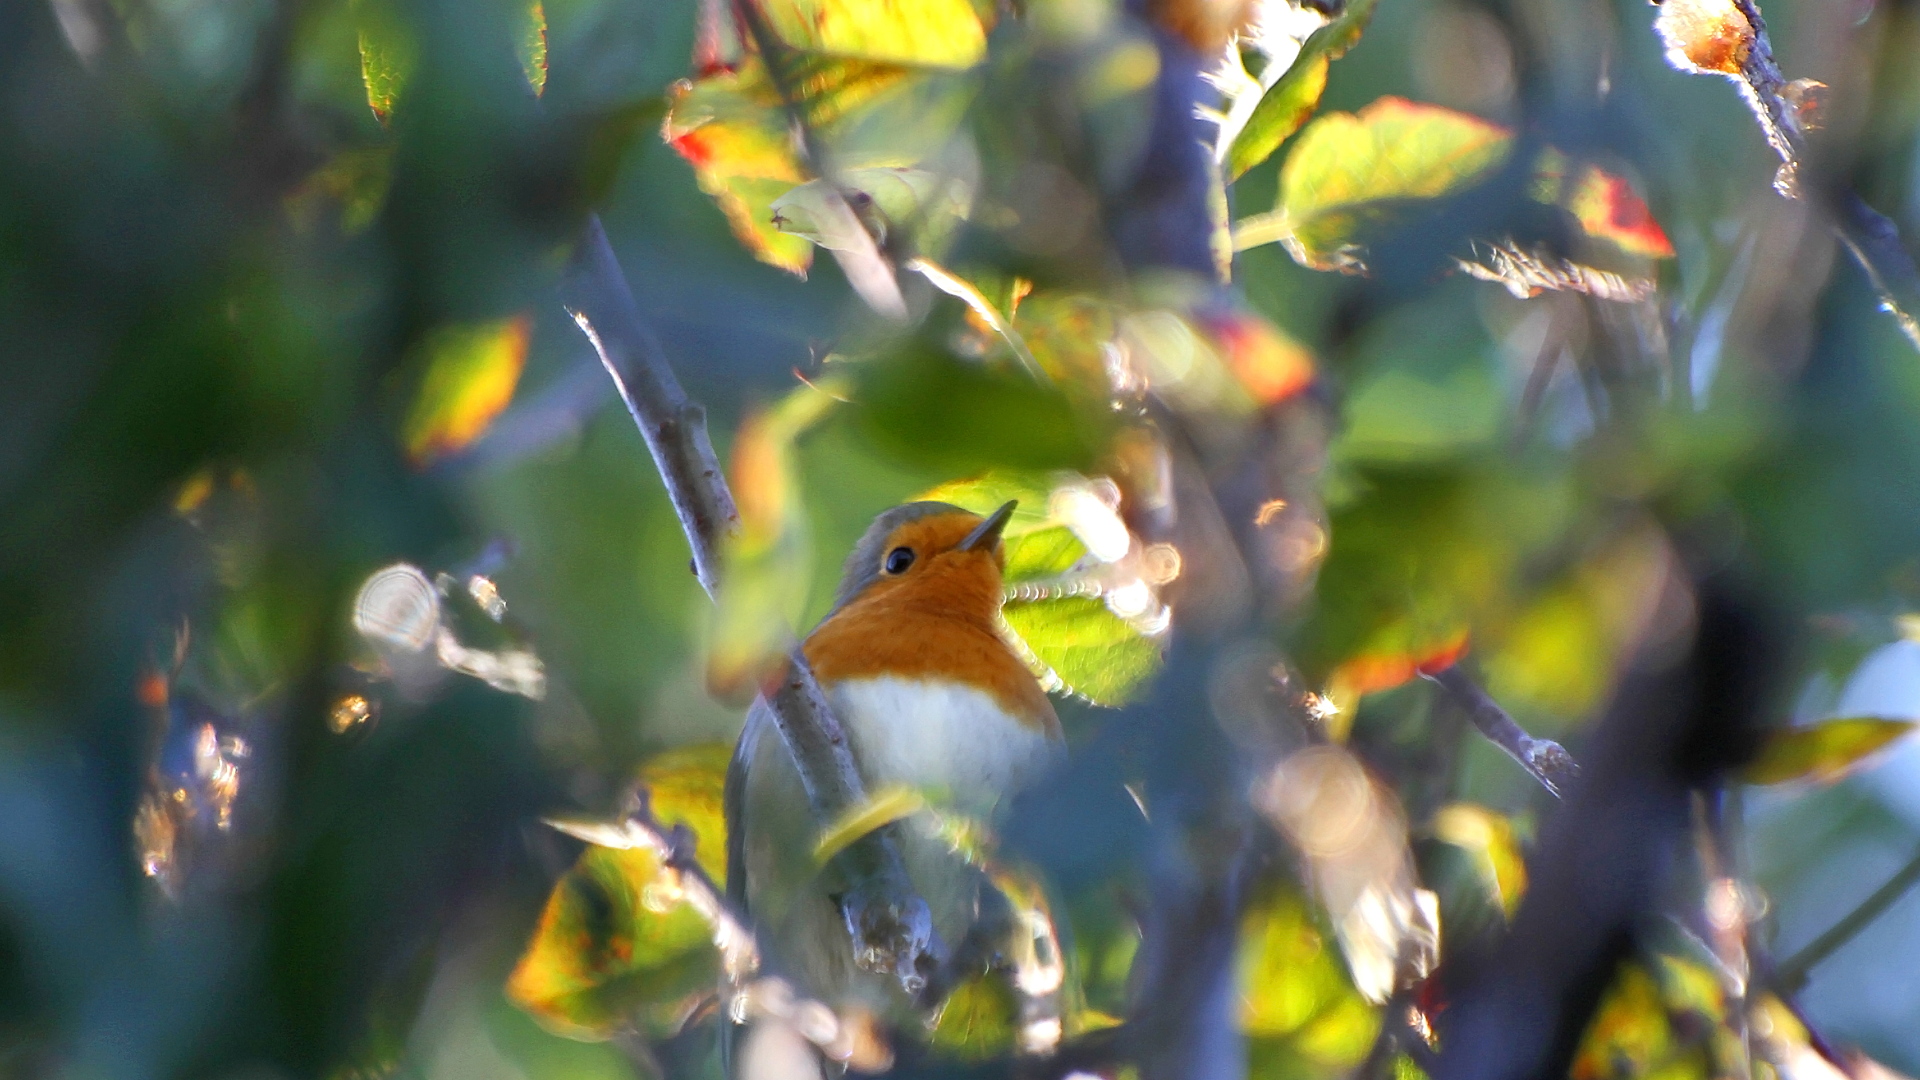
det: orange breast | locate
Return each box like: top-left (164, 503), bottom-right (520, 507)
top-left (804, 606), bottom-right (1060, 739)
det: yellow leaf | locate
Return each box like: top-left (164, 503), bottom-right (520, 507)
top-left (507, 745), bottom-right (732, 1040)
top-left (758, 0), bottom-right (988, 68)
top-left (1744, 717), bottom-right (1917, 785)
top-left (812, 783), bottom-right (927, 866)
top-left (402, 315), bottom-right (531, 464)
top-left (1431, 803), bottom-right (1527, 916)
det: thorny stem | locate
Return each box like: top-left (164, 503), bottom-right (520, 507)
top-left (1712, 0), bottom-right (1920, 350)
top-left (1421, 663), bottom-right (1579, 798)
top-left (1768, 841), bottom-right (1920, 993)
top-left (562, 214), bottom-right (935, 989)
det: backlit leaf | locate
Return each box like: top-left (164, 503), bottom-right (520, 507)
top-left (1743, 717), bottom-right (1917, 785)
top-left (812, 783), bottom-right (927, 866)
top-left (1431, 803), bottom-right (1527, 916)
top-left (519, 0), bottom-right (547, 96)
top-left (507, 745), bottom-right (731, 1040)
top-left (1238, 887), bottom-right (1379, 1066)
top-left (664, 63), bottom-right (814, 274)
top-left (1224, 0), bottom-right (1380, 181)
top-left (402, 315), bottom-right (532, 464)
top-left (354, 0), bottom-right (414, 123)
top-left (286, 147), bottom-right (394, 235)
top-left (1274, 97), bottom-right (1511, 271)
top-left (756, 0), bottom-right (988, 68)
top-left (1000, 595), bottom-right (1161, 706)
top-left (930, 973), bottom-right (1018, 1057)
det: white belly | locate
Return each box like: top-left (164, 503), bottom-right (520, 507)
top-left (738, 676), bottom-right (1061, 1011)
top-left (829, 675), bottom-right (1059, 815)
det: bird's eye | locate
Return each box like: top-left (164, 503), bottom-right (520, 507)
top-left (884, 547), bottom-right (915, 574)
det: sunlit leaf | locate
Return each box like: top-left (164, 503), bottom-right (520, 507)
top-left (1431, 803), bottom-right (1527, 916)
top-left (757, 0), bottom-right (989, 69)
top-left (1743, 717), bottom-right (1917, 785)
top-left (507, 745), bottom-right (731, 1040)
top-left (1572, 957), bottom-right (1724, 1080)
top-left (519, 0), bottom-right (548, 96)
top-left (1329, 625), bottom-right (1469, 704)
top-left (402, 315), bottom-right (532, 464)
top-left (354, 0), bottom-right (414, 123)
top-left (1193, 308), bottom-right (1317, 406)
top-left (1002, 525), bottom-right (1088, 584)
top-left (1224, 0), bottom-right (1380, 181)
top-left (930, 970), bottom-right (1019, 1057)
top-left (1001, 595), bottom-right (1161, 706)
top-left (1238, 887), bottom-right (1379, 1066)
top-left (664, 64), bottom-right (814, 274)
top-left (1560, 161), bottom-right (1675, 260)
top-left (812, 783), bottom-right (926, 866)
top-left (1274, 97), bottom-right (1512, 271)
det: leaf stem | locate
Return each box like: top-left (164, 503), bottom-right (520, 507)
top-left (1768, 841), bottom-right (1920, 992)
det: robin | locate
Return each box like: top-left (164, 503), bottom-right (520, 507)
top-left (725, 499), bottom-right (1064, 1046)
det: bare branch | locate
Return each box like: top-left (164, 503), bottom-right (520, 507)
top-left (1422, 663), bottom-right (1578, 798)
top-left (1668, 0), bottom-right (1920, 351)
top-left (562, 217), bottom-right (739, 598)
top-left (561, 214), bottom-right (935, 989)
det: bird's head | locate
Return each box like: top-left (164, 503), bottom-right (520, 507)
top-left (823, 500), bottom-right (1017, 626)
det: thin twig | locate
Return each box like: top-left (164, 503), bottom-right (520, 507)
top-left (1422, 663), bottom-right (1578, 798)
top-left (1680, 0), bottom-right (1920, 351)
top-left (547, 787), bottom-right (762, 983)
top-left (1768, 841), bottom-right (1920, 993)
top-left (562, 216), bottom-right (739, 598)
top-left (561, 214), bottom-right (934, 988)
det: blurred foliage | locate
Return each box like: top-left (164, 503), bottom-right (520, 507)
top-left (7, 0), bottom-right (1920, 1072)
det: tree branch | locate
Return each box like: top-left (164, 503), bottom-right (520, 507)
top-left (1676, 0), bottom-right (1920, 351)
top-left (561, 214), bottom-right (935, 989)
top-left (1422, 663), bottom-right (1578, 798)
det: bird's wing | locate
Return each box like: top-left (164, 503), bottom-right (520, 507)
top-left (725, 696), bottom-right (774, 915)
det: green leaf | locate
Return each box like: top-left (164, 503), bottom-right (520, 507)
top-left (1743, 717), bottom-right (1917, 785)
top-left (353, 0), bottom-right (415, 123)
top-left (854, 346), bottom-right (1104, 474)
top-left (402, 315), bottom-right (532, 464)
top-left (1001, 595), bottom-right (1161, 706)
top-left (1002, 525), bottom-right (1087, 584)
top-left (1238, 887), bottom-right (1379, 1066)
top-left (1224, 0), bottom-right (1380, 182)
top-left (519, 0), bottom-right (547, 96)
top-left (930, 973), bottom-right (1019, 1057)
top-left (1273, 97), bottom-right (1512, 270)
top-left (507, 745), bottom-right (732, 1040)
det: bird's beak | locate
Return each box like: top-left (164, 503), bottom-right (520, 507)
top-left (958, 500), bottom-right (1017, 553)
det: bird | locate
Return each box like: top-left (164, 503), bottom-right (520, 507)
top-left (725, 499), bottom-right (1064, 1054)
